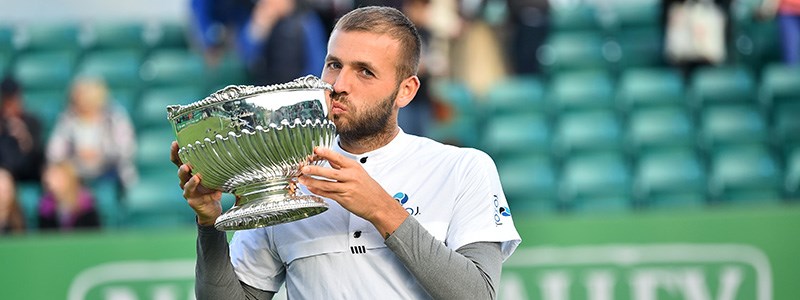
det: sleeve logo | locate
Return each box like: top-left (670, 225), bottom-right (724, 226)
top-left (493, 195), bottom-right (511, 226)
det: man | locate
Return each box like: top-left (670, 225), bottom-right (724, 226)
top-left (171, 6), bottom-right (520, 299)
top-left (0, 76), bottom-right (45, 183)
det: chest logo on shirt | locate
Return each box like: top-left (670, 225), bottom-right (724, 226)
top-left (393, 192), bottom-right (420, 216)
top-left (493, 195), bottom-right (511, 226)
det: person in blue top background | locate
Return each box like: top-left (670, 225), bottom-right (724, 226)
top-left (189, 0), bottom-right (327, 85)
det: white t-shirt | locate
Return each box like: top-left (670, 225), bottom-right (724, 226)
top-left (230, 130), bottom-right (521, 299)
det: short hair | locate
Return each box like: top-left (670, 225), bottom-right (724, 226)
top-left (334, 6), bottom-right (421, 81)
top-left (1, 75), bottom-right (21, 102)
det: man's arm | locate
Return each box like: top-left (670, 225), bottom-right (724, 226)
top-left (196, 224), bottom-right (275, 300)
top-left (384, 217), bottom-right (503, 300)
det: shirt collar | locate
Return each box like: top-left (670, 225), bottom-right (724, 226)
top-left (332, 127), bottom-right (413, 166)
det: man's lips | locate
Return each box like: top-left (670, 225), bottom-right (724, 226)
top-left (331, 102), bottom-right (347, 114)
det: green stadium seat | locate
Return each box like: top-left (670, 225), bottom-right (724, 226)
top-left (786, 148), bottom-right (800, 199)
top-left (148, 22), bottom-right (189, 50)
top-left (709, 145), bottom-right (782, 203)
top-left (607, 0), bottom-right (660, 31)
top-left (76, 49), bottom-right (142, 89)
top-left (86, 22), bottom-right (146, 50)
top-left (23, 89), bottom-right (67, 135)
top-left (560, 151), bottom-right (631, 213)
top-left (541, 31), bottom-right (610, 73)
top-left (109, 87), bottom-right (138, 114)
top-left (760, 64), bottom-right (800, 107)
top-left (549, 70), bottom-right (615, 111)
top-left (634, 148), bottom-right (707, 209)
top-left (733, 22), bottom-right (781, 69)
top-left (89, 179), bottom-right (121, 228)
top-left (16, 182), bottom-right (42, 230)
top-left (554, 109), bottom-right (622, 156)
top-left (551, 3), bottom-right (600, 32)
top-left (700, 104), bottom-right (768, 149)
top-left (429, 79), bottom-right (480, 147)
top-left (430, 78), bottom-right (477, 119)
top-left (774, 102), bottom-right (800, 149)
top-left (0, 50), bottom-right (9, 74)
top-left (139, 49), bottom-right (205, 87)
top-left (207, 53), bottom-right (250, 88)
top-left (627, 106), bottom-right (695, 152)
top-left (496, 156), bottom-right (558, 214)
top-left (136, 128), bottom-right (177, 172)
top-left (484, 76), bottom-right (546, 115)
top-left (689, 66), bottom-right (756, 108)
top-left (137, 86), bottom-right (203, 130)
top-left (16, 23), bottom-right (83, 52)
top-left (13, 51), bottom-right (76, 90)
top-left (616, 28), bottom-right (663, 70)
top-left (618, 68), bottom-right (684, 110)
top-left (123, 173), bottom-right (194, 228)
top-left (429, 115), bottom-right (480, 148)
top-left (482, 113), bottom-right (550, 159)
top-left (0, 25), bottom-right (13, 51)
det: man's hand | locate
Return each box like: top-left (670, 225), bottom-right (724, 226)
top-left (171, 141), bottom-right (223, 226)
top-left (298, 147), bottom-right (408, 238)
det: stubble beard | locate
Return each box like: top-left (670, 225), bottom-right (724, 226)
top-left (333, 87), bottom-right (398, 145)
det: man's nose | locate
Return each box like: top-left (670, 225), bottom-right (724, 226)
top-left (331, 72), bottom-right (352, 95)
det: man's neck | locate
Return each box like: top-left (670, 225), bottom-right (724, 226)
top-left (339, 126), bottom-right (400, 155)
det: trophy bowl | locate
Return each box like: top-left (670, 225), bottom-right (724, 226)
top-left (166, 75), bottom-right (336, 231)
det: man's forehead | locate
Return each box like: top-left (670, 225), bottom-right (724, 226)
top-left (326, 30), bottom-right (400, 64)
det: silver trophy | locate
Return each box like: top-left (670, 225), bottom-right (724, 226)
top-left (166, 75), bottom-right (336, 231)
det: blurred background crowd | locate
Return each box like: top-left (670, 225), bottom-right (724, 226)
top-left (1, 0), bottom-right (799, 234)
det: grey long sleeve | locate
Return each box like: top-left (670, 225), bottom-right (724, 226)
top-left (195, 224), bottom-right (274, 300)
top-left (195, 217), bottom-right (503, 300)
top-left (385, 216), bottom-right (504, 300)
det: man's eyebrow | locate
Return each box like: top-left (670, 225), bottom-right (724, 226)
top-left (353, 61), bottom-right (378, 73)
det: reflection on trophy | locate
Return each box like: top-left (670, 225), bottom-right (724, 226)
top-left (166, 75), bottom-right (336, 231)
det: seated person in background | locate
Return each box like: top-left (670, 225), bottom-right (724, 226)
top-left (188, 0), bottom-right (327, 85)
top-left (0, 168), bottom-right (26, 234)
top-left (0, 76), bottom-right (45, 183)
top-left (46, 77), bottom-right (137, 193)
top-left (38, 161), bottom-right (100, 231)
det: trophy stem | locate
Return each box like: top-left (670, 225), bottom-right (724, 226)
top-left (215, 178), bottom-right (328, 231)
top-left (233, 179), bottom-right (294, 207)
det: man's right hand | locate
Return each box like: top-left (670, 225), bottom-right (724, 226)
top-left (172, 141), bottom-right (223, 227)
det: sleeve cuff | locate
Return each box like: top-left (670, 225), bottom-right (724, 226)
top-left (197, 220), bottom-right (223, 236)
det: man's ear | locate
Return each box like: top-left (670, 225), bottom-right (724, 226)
top-left (395, 75), bottom-right (420, 108)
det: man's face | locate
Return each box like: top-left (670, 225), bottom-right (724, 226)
top-left (321, 30), bottom-right (403, 141)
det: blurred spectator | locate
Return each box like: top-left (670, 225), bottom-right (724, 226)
top-left (399, 0), bottom-right (435, 137)
top-left (46, 77), bottom-right (137, 193)
top-left (38, 161), bottom-right (100, 231)
top-left (662, 0), bottom-right (733, 79)
top-left (506, 0), bottom-right (549, 75)
top-left (0, 76), bottom-right (45, 183)
top-left (0, 169), bottom-right (25, 235)
top-left (188, 0), bottom-right (327, 85)
top-left (758, 0), bottom-right (800, 65)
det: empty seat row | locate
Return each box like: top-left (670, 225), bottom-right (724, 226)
top-left (498, 144), bottom-right (796, 214)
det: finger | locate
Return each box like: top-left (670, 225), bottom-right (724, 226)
top-left (178, 164), bottom-right (192, 190)
top-left (313, 147), bottom-right (351, 169)
top-left (301, 165), bottom-right (343, 182)
top-left (170, 141), bottom-right (183, 167)
top-left (299, 175), bottom-right (339, 197)
top-left (183, 175), bottom-right (202, 199)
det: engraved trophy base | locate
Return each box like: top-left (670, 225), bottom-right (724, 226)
top-left (214, 180), bottom-right (328, 231)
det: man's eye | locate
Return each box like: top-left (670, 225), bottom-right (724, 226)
top-left (360, 69), bottom-right (374, 77)
top-left (327, 62), bottom-right (342, 69)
